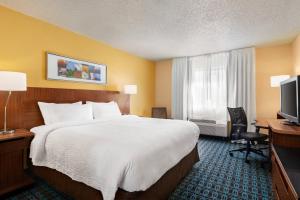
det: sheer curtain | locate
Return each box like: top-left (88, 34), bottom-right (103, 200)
top-left (188, 53), bottom-right (229, 124)
top-left (172, 57), bottom-right (188, 120)
top-left (227, 48), bottom-right (256, 130)
top-left (171, 47), bottom-right (256, 127)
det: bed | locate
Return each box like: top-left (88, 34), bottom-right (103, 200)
top-left (0, 87), bottom-right (200, 200)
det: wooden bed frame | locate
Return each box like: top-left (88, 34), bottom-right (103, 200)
top-left (0, 87), bottom-right (199, 199)
top-left (0, 87), bottom-right (130, 130)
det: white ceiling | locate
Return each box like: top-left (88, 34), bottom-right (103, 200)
top-left (1, 0), bottom-right (300, 60)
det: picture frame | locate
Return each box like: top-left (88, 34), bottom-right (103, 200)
top-left (47, 53), bottom-right (107, 84)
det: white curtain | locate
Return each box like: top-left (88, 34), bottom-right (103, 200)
top-left (172, 57), bottom-right (188, 120)
top-left (227, 48), bottom-right (256, 131)
top-left (188, 53), bottom-right (229, 124)
top-left (171, 47), bottom-right (256, 129)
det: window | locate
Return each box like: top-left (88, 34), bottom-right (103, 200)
top-left (188, 53), bottom-right (229, 124)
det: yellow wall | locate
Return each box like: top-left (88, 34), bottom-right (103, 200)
top-left (0, 6), bottom-right (155, 116)
top-left (256, 45), bottom-right (293, 119)
top-left (293, 34), bottom-right (300, 75)
top-left (155, 59), bottom-right (172, 118)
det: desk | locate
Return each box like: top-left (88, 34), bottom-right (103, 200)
top-left (269, 120), bottom-right (300, 148)
top-left (267, 119), bottom-right (300, 200)
top-left (255, 119), bottom-right (269, 129)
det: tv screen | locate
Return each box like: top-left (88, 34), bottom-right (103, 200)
top-left (281, 80), bottom-right (297, 118)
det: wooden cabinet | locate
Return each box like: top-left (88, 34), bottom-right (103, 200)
top-left (272, 148), bottom-right (298, 200)
top-left (0, 129), bottom-right (34, 196)
top-left (268, 120), bottom-right (300, 200)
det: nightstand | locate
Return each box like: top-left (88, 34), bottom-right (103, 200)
top-left (0, 129), bottom-right (34, 196)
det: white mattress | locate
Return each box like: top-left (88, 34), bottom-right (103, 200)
top-left (30, 115), bottom-right (200, 200)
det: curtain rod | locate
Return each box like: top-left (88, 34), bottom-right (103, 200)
top-left (175, 46), bottom-right (254, 59)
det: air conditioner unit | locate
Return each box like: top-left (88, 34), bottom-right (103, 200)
top-left (190, 119), bottom-right (228, 138)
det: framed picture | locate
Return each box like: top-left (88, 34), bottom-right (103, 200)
top-left (47, 53), bottom-right (107, 84)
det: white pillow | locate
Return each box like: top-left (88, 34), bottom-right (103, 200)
top-left (38, 102), bottom-right (93, 125)
top-left (87, 101), bottom-right (122, 119)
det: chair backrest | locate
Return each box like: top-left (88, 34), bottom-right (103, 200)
top-left (227, 107), bottom-right (248, 139)
top-left (152, 107), bottom-right (167, 119)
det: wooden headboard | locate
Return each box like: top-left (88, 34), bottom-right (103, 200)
top-left (0, 87), bottom-right (130, 130)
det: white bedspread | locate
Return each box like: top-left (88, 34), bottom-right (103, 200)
top-left (30, 115), bottom-right (200, 200)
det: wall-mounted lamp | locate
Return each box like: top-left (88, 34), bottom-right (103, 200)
top-left (124, 84), bottom-right (137, 95)
top-left (123, 84), bottom-right (137, 115)
top-left (270, 75), bottom-right (290, 87)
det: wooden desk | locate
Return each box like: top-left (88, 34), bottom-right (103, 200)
top-left (267, 119), bottom-right (300, 200)
top-left (255, 119), bottom-right (269, 129)
top-left (269, 120), bottom-right (300, 148)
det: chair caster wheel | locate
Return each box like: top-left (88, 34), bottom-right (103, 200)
top-left (229, 152), bottom-right (233, 156)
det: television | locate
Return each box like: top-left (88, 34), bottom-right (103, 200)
top-left (280, 76), bottom-right (300, 124)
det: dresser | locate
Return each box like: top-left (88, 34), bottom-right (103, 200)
top-left (268, 120), bottom-right (300, 200)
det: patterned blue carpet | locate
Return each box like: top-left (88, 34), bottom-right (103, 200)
top-left (4, 137), bottom-right (273, 200)
top-left (169, 137), bottom-right (273, 200)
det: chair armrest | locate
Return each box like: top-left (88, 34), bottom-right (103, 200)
top-left (232, 123), bottom-right (247, 127)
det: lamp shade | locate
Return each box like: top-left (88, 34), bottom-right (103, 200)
top-left (0, 71), bottom-right (27, 91)
top-left (124, 84), bottom-right (137, 94)
top-left (270, 75), bottom-right (290, 87)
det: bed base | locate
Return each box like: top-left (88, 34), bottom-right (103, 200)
top-left (30, 145), bottom-right (199, 200)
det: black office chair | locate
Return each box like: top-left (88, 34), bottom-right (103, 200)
top-left (228, 107), bottom-right (268, 163)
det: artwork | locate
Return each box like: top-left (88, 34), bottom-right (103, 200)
top-left (47, 53), bottom-right (107, 84)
